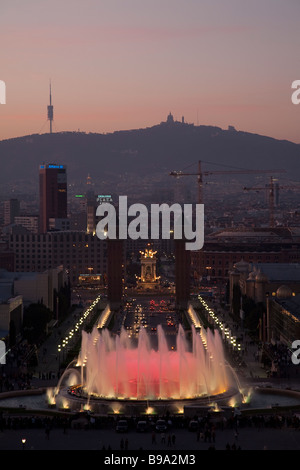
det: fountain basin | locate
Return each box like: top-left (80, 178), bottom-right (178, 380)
top-left (0, 386), bottom-right (299, 416)
top-left (53, 384), bottom-right (240, 415)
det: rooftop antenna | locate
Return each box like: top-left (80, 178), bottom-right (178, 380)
top-left (47, 80), bottom-right (54, 134)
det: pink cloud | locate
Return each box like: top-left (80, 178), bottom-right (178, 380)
top-left (0, 22), bottom-right (251, 52)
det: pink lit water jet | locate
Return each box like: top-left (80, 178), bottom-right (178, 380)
top-left (77, 324), bottom-right (230, 401)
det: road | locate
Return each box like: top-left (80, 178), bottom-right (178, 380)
top-left (120, 296), bottom-right (178, 349)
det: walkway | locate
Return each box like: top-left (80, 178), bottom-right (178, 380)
top-left (199, 297), bottom-right (269, 379)
top-left (0, 423), bottom-right (300, 450)
top-left (33, 300), bottom-right (106, 388)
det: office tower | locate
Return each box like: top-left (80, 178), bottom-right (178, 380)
top-left (86, 192), bottom-right (97, 234)
top-left (39, 164), bottom-right (67, 233)
top-left (9, 231), bottom-right (107, 285)
top-left (4, 199), bottom-right (20, 226)
top-left (14, 215), bottom-right (39, 234)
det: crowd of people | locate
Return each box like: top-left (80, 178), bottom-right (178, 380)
top-left (0, 408), bottom-right (299, 433)
top-left (0, 409), bottom-right (299, 451)
top-left (0, 368), bottom-right (33, 393)
top-left (262, 342), bottom-right (298, 378)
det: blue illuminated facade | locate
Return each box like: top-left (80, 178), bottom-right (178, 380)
top-left (40, 164), bottom-right (64, 170)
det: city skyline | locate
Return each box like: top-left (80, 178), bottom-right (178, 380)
top-left (0, 0), bottom-right (300, 143)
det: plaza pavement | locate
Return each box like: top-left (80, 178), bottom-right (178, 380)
top-left (0, 422), bottom-right (300, 451)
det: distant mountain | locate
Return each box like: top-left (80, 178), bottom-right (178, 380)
top-left (0, 120), bottom-right (299, 186)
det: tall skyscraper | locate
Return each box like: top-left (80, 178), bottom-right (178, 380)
top-left (39, 164), bottom-right (67, 233)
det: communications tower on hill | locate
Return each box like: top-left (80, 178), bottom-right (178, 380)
top-left (47, 81), bottom-right (54, 134)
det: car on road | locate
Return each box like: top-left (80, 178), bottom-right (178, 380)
top-left (188, 420), bottom-right (199, 432)
top-left (136, 420), bottom-right (148, 432)
top-left (155, 419), bottom-right (167, 432)
top-left (116, 419), bottom-right (128, 433)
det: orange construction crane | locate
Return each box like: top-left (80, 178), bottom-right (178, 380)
top-left (170, 160), bottom-right (286, 204)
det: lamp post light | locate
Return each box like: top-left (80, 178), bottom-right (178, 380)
top-left (58, 345), bottom-right (61, 370)
top-left (21, 438), bottom-right (26, 450)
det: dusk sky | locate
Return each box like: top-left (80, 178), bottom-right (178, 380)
top-left (1, 0), bottom-right (300, 142)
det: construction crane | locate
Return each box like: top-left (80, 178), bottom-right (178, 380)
top-left (170, 160), bottom-right (286, 204)
top-left (244, 176), bottom-right (300, 228)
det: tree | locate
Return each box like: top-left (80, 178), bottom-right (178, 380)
top-left (9, 320), bottom-right (16, 348)
top-left (22, 303), bottom-right (53, 344)
top-left (232, 284), bottom-right (241, 320)
top-left (242, 295), bottom-right (265, 336)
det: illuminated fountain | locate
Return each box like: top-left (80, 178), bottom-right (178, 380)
top-left (1, 302), bottom-right (299, 415)
top-left (51, 323), bottom-right (239, 414)
top-left (79, 324), bottom-right (229, 400)
top-left (46, 360), bottom-right (81, 410)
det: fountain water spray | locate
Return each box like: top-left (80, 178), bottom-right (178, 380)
top-left (76, 324), bottom-right (230, 401)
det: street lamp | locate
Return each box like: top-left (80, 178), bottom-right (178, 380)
top-left (21, 438), bottom-right (26, 450)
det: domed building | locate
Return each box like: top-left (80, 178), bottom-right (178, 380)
top-left (276, 285), bottom-right (293, 299)
top-left (234, 259), bottom-right (249, 273)
top-left (229, 261), bottom-right (300, 306)
top-left (229, 260), bottom-right (300, 345)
